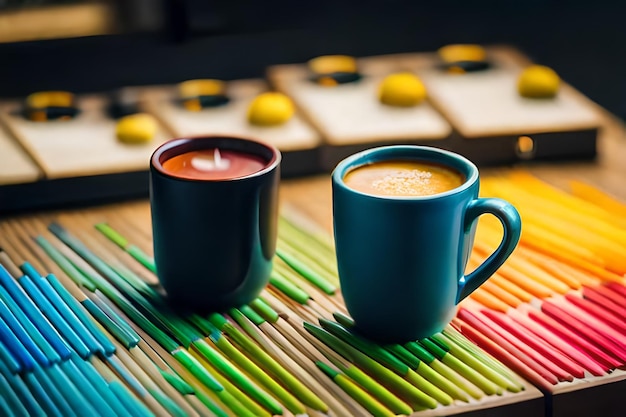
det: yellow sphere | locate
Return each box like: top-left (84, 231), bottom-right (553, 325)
top-left (116, 113), bottom-right (157, 144)
top-left (378, 73), bottom-right (427, 107)
top-left (308, 55), bottom-right (357, 75)
top-left (517, 65), bottom-right (560, 98)
top-left (438, 44), bottom-right (486, 63)
top-left (247, 92), bottom-right (295, 126)
top-left (26, 91), bottom-right (75, 109)
top-left (179, 79), bottom-right (225, 99)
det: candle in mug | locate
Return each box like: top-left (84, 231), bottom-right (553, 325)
top-left (161, 148), bottom-right (267, 180)
top-left (150, 136), bottom-right (281, 311)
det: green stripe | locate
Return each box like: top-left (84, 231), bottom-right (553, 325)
top-left (250, 298), bottom-right (279, 323)
top-left (193, 390), bottom-right (229, 417)
top-left (94, 223), bottom-right (128, 249)
top-left (214, 335), bottom-right (305, 414)
top-left (270, 271), bottom-right (310, 304)
top-left (171, 348), bottom-right (223, 392)
top-left (82, 298), bottom-right (138, 349)
top-left (35, 236), bottom-right (95, 291)
top-left (304, 322), bottom-right (437, 410)
top-left (339, 363), bottom-right (412, 415)
top-left (333, 373), bottom-right (395, 417)
top-left (217, 319), bottom-right (325, 412)
top-left (192, 339), bottom-right (283, 415)
top-left (239, 305), bottom-right (265, 325)
top-left (421, 340), bottom-right (501, 396)
top-left (315, 361), bottom-right (339, 378)
top-left (126, 245), bottom-right (156, 273)
top-left (276, 249), bottom-right (336, 294)
top-left (148, 388), bottom-right (187, 417)
top-left (319, 319), bottom-right (409, 374)
top-left (432, 332), bottom-right (521, 392)
top-left (159, 369), bottom-right (195, 395)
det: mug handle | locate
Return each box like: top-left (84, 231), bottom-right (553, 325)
top-left (456, 198), bottom-right (522, 303)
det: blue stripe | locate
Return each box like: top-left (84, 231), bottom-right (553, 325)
top-left (47, 274), bottom-right (117, 355)
top-left (22, 371), bottom-right (64, 417)
top-left (18, 276), bottom-right (91, 358)
top-left (60, 359), bottom-right (119, 417)
top-left (24, 267), bottom-right (104, 356)
top-left (0, 266), bottom-right (71, 359)
top-left (46, 364), bottom-right (97, 417)
top-left (0, 359), bottom-right (46, 417)
top-left (0, 372), bottom-right (29, 417)
top-left (0, 285), bottom-right (61, 364)
top-left (0, 315), bottom-right (35, 371)
top-left (71, 354), bottom-right (129, 417)
top-left (0, 338), bottom-right (21, 374)
top-left (0, 298), bottom-right (50, 367)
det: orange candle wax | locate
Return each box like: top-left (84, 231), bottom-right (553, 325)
top-left (162, 148), bottom-right (267, 180)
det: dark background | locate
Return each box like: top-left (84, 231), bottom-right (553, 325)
top-left (1, 0), bottom-right (624, 119)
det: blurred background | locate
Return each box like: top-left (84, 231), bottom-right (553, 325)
top-left (0, 0), bottom-right (624, 118)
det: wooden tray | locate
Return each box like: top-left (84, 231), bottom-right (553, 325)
top-left (0, 202), bottom-right (545, 417)
top-left (0, 122), bottom-right (41, 187)
top-left (141, 79), bottom-right (322, 177)
top-left (415, 47), bottom-right (601, 164)
top-left (268, 46), bottom-right (602, 169)
top-left (267, 53), bottom-right (453, 170)
top-left (547, 369), bottom-right (626, 417)
top-left (0, 93), bottom-right (170, 214)
top-left (414, 385), bottom-right (544, 417)
top-left (0, 46), bottom-right (608, 215)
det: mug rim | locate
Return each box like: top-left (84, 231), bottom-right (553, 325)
top-left (151, 135), bottom-right (281, 182)
top-left (332, 145), bottom-right (479, 200)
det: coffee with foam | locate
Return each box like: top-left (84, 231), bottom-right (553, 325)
top-left (344, 160), bottom-right (464, 197)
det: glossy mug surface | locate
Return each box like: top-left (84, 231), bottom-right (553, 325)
top-left (150, 136), bottom-right (281, 311)
top-left (332, 146), bottom-right (521, 343)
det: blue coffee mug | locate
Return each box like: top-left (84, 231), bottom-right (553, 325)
top-left (332, 145), bottom-right (521, 343)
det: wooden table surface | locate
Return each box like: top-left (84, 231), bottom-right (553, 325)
top-left (279, 110), bottom-right (626, 234)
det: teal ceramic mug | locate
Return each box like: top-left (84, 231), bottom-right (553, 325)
top-left (332, 145), bottom-right (521, 343)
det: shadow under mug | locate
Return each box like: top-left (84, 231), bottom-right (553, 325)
top-left (332, 145), bottom-right (522, 343)
top-left (150, 135), bottom-right (281, 312)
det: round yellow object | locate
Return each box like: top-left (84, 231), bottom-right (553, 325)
top-left (308, 55), bottom-right (357, 75)
top-left (116, 113), bottom-right (157, 144)
top-left (179, 79), bottom-right (225, 99)
top-left (247, 92), bottom-right (295, 126)
top-left (378, 73), bottom-right (427, 107)
top-left (517, 65), bottom-right (560, 98)
top-left (26, 91), bottom-right (74, 109)
top-left (438, 44), bottom-right (486, 63)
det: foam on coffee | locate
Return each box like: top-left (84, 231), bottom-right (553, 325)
top-left (344, 160), bottom-right (464, 197)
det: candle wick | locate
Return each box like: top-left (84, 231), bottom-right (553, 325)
top-left (213, 148), bottom-right (230, 170)
top-left (214, 148), bottom-right (222, 168)
top-left (190, 149), bottom-right (231, 172)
